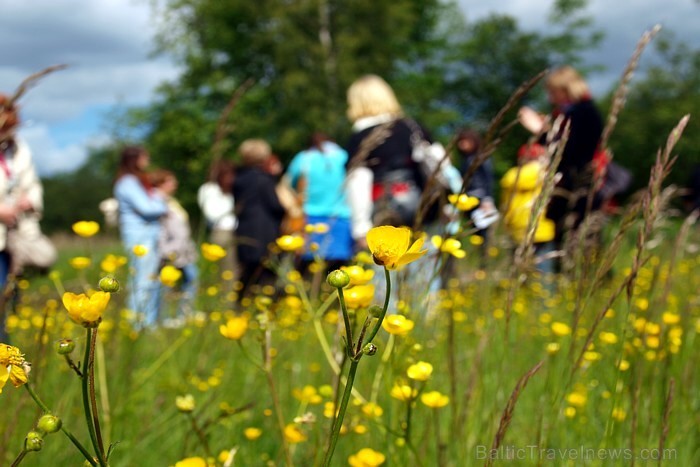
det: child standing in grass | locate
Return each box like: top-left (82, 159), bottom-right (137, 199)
top-left (151, 169), bottom-right (198, 323)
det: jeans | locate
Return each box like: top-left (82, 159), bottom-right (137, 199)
top-left (123, 231), bottom-right (162, 327)
top-left (0, 251), bottom-right (9, 342)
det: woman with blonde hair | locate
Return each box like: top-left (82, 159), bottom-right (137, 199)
top-left (517, 65), bottom-right (604, 247)
top-left (344, 74), bottom-right (456, 246)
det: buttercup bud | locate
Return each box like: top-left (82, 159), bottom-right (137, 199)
top-left (25, 431), bottom-right (43, 451)
top-left (326, 270), bottom-right (350, 288)
top-left (98, 276), bottom-right (120, 293)
top-left (55, 339), bottom-right (75, 355)
top-left (362, 343), bottom-right (378, 356)
top-left (37, 414), bottom-right (62, 434)
top-left (368, 305), bottom-right (383, 319)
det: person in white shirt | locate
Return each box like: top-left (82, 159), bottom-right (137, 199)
top-left (197, 159), bottom-right (238, 282)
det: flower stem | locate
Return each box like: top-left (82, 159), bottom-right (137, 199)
top-left (88, 329), bottom-right (106, 457)
top-left (10, 450), bottom-right (27, 467)
top-left (336, 287), bottom-right (354, 356)
top-left (262, 328), bottom-right (294, 467)
top-left (187, 413), bottom-right (212, 458)
top-left (364, 268), bottom-right (391, 345)
top-left (323, 358), bottom-right (360, 466)
top-left (64, 355), bottom-right (83, 377)
top-left (23, 384), bottom-right (97, 466)
top-left (82, 328), bottom-right (107, 467)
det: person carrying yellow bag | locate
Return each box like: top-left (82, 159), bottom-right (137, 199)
top-left (500, 143), bottom-right (556, 274)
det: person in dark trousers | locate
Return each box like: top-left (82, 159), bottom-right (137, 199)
top-left (232, 139), bottom-right (285, 302)
top-left (518, 66), bottom-right (604, 248)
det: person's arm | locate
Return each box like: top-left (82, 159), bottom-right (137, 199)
top-left (263, 175), bottom-right (286, 217)
top-left (12, 140), bottom-right (43, 213)
top-left (518, 106), bottom-right (547, 134)
top-left (116, 176), bottom-right (167, 219)
top-left (346, 166), bottom-right (373, 241)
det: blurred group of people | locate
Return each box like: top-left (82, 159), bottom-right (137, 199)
top-left (0, 65), bottom-right (641, 331)
top-left (110, 66), bottom-right (632, 324)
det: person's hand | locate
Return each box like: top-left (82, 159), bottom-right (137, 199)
top-left (16, 195), bottom-right (34, 213)
top-left (0, 204), bottom-right (18, 227)
top-left (480, 199), bottom-right (496, 214)
top-left (518, 106), bottom-right (546, 134)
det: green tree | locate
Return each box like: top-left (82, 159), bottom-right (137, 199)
top-left (125, 0), bottom-right (601, 215)
top-left (605, 35), bottom-right (700, 195)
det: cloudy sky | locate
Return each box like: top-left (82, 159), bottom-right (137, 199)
top-left (1, 0), bottom-right (697, 176)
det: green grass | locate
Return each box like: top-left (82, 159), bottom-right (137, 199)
top-left (1, 221), bottom-right (699, 466)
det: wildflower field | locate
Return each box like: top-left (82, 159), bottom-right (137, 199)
top-left (2, 189), bottom-right (700, 467)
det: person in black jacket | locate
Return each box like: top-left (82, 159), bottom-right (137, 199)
top-left (518, 66), bottom-right (604, 246)
top-left (232, 139), bottom-right (285, 301)
top-left (344, 74), bottom-right (448, 249)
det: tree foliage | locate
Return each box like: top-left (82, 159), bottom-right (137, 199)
top-left (121, 0), bottom-right (604, 218)
top-left (605, 35), bottom-right (700, 194)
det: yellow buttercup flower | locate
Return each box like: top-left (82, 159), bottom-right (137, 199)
top-left (390, 384), bottom-right (417, 402)
top-left (551, 322), bottom-right (572, 337)
top-left (292, 386), bottom-right (323, 405)
top-left (100, 254), bottom-right (128, 273)
top-left (354, 251), bottom-right (374, 265)
top-left (348, 448), bottom-right (386, 467)
top-left (381, 314), bottom-right (414, 336)
top-left (366, 226), bottom-right (427, 270)
top-left (160, 265), bottom-right (182, 287)
top-left (305, 223), bottom-right (330, 234)
top-left (244, 427), bottom-right (262, 440)
top-left (69, 256), bottom-right (91, 270)
top-left (344, 285), bottom-right (375, 309)
top-left (174, 457), bottom-right (207, 467)
top-left (406, 361), bottom-right (433, 381)
top-left (420, 391), bottom-right (450, 408)
top-left (175, 394), bottom-right (195, 412)
top-left (276, 235), bottom-right (305, 252)
top-left (62, 291), bottom-right (110, 327)
top-left (201, 243), bottom-right (227, 262)
top-left (599, 331), bottom-right (618, 345)
top-left (72, 220), bottom-right (100, 238)
top-left (469, 235), bottom-right (484, 246)
top-left (341, 265), bottom-right (375, 286)
top-left (0, 344), bottom-right (29, 393)
top-left (283, 423), bottom-right (307, 443)
top-left (219, 316), bottom-right (249, 340)
top-left (566, 391), bottom-right (587, 408)
top-left (448, 193), bottom-right (480, 211)
top-left (132, 245), bottom-right (148, 257)
top-left (612, 407), bottom-right (626, 421)
top-left (361, 402), bottom-right (383, 418)
top-left (431, 235), bottom-right (466, 259)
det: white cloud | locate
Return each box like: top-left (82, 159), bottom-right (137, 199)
top-left (17, 124), bottom-right (112, 177)
top-left (0, 0), bottom-right (180, 124)
top-left (458, 0), bottom-right (700, 94)
top-left (0, 0), bottom-right (180, 176)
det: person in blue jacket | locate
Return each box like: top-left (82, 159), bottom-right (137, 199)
top-left (286, 132), bottom-right (353, 273)
top-left (114, 146), bottom-right (167, 327)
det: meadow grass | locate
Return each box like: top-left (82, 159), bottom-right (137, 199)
top-left (0, 206), bottom-right (698, 466)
